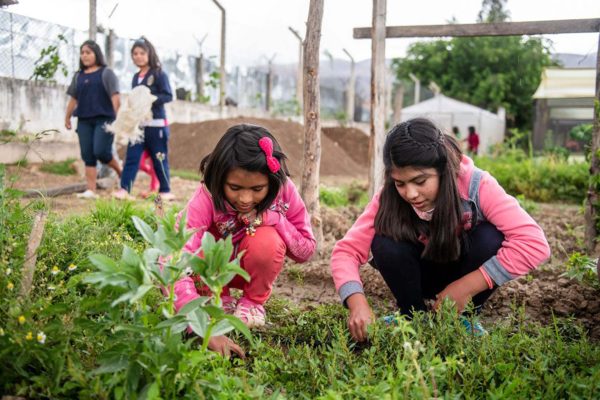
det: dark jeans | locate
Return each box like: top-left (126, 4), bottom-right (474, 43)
top-left (371, 222), bottom-right (503, 316)
top-left (76, 117), bottom-right (114, 167)
top-left (120, 126), bottom-right (170, 193)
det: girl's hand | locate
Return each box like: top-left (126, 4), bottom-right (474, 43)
top-left (207, 335), bottom-right (246, 359)
top-left (346, 293), bottom-right (374, 342)
top-left (65, 118), bottom-right (72, 130)
top-left (433, 270), bottom-right (489, 313)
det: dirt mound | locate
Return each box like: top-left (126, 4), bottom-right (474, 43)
top-left (322, 127), bottom-right (369, 167)
top-left (168, 117), bottom-right (367, 178)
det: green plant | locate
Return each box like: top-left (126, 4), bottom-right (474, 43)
top-left (30, 34), bottom-right (69, 83)
top-left (562, 252), bottom-right (599, 290)
top-left (39, 159), bottom-right (77, 176)
top-left (516, 194), bottom-right (538, 214)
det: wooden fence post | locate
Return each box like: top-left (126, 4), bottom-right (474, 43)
top-left (301, 0), bottom-right (324, 253)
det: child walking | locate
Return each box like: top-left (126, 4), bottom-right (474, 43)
top-left (331, 118), bottom-right (550, 342)
top-left (65, 40), bottom-right (122, 199)
top-left (113, 37), bottom-right (174, 200)
top-left (174, 124), bottom-right (316, 329)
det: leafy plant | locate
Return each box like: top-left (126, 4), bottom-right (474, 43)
top-left (39, 158), bottom-right (77, 176)
top-left (562, 252), bottom-right (599, 290)
top-left (30, 34), bottom-right (69, 83)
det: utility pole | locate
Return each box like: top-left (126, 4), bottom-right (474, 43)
top-left (89, 0), bottom-right (97, 40)
top-left (212, 0), bottom-right (226, 112)
top-left (343, 48), bottom-right (355, 123)
top-left (288, 26), bottom-right (303, 112)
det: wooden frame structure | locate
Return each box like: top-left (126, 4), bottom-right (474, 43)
top-left (355, 3), bottom-right (600, 251)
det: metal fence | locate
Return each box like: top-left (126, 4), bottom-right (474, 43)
top-left (0, 9), bottom-right (352, 114)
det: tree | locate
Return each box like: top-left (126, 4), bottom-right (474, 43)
top-left (392, 1), bottom-right (555, 129)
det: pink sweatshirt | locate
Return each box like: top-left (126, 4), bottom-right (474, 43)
top-left (331, 155), bottom-right (551, 303)
top-left (172, 179), bottom-right (316, 311)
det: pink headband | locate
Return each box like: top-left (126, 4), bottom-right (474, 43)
top-left (258, 137), bottom-right (281, 173)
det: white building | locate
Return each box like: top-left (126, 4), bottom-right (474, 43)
top-left (400, 94), bottom-right (506, 155)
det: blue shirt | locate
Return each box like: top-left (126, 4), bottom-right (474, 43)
top-left (68, 67), bottom-right (118, 119)
top-left (132, 69), bottom-right (173, 120)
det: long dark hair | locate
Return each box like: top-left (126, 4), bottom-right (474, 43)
top-left (131, 36), bottom-right (161, 71)
top-left (200, 124), bottom-right (290, 213)
top-left (79, 40), bottom-right (106, 71)
top-left (374, 118), bottom-right (464, 262)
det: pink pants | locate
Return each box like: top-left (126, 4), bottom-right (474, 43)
top-left (139, 150), bottom-right (160, 192)
top-left (194, 226), bottom-right (286, 304)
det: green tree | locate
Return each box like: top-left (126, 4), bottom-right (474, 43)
top-left (392, 0), bottom-right (555, 129)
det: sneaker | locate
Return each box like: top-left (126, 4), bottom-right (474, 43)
top-left (461, 317), bottom-right (488, 337)
top-left (76, 189), bottom-right (98, 199)
top-left (221, 295), bottom-right (237, 314)
top-left (159, 192), bottom-right (176, 202)
top-left (233, 297), bottom-right (266, 328)
top-left (112, 188), bottom-right (134, 200)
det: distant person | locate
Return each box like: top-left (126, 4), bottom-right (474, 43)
top-left (65, 40), bottom-right (122, 199)
top-left (331, 118), bottom-right (550, 342)
top-left (113, 37), bottom-right (174, 200)
top-left (172, 124), bottom-right (316, 355)
top-left (467, 126), bottom-right (480, 156)
top-left (452, 126), bottom-right (461, 139)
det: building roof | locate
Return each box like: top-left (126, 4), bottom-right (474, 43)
top-left (402, 94), bottom-right (501, 118)
top-left (533, 68), bottom-right (595, 99)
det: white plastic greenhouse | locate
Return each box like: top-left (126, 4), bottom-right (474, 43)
top-left (400, 94), bottom-right (506, 155)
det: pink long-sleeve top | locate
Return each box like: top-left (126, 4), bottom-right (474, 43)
top-left (173, 179), bottom-right (316, 311)
top-left (331, 155), bottom-right (551, 304)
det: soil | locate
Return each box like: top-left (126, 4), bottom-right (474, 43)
top-left (167, 118), bottom-right (368, 179)
top-left (8, 141), bottom-right (600, 340)
top-left (322, 127), bottom-right (369, 167)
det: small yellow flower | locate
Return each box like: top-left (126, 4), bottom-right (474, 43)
top-left (18, 315), bottom-right (26, 325)
top-left (51, 266), bottom-right (60, 275)
top-left (47, 285), bottom-right (56, 291)
top-left (25, 331), bottom-right (33, 341)
top-left (67, 264), bottom-right (77, 272)
top-left (6, 282), bottom-right (14, 290)
top-left (36, 331), bottom-right (47, 344)
top-left (5, 268), bottom-right (11, 275)
top-left (0, 327), bottom-right (4, 336)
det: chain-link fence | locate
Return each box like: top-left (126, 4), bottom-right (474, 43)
top-left (0, 9), bottom-right (352, 115)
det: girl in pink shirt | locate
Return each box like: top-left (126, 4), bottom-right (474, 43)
top-left (331, 118), bottom-right (550, 341)
top-left (175, 124), bottom-right (316, 330)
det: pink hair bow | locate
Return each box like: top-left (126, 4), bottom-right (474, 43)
top-left (258, 137), bottom-right (281, 173)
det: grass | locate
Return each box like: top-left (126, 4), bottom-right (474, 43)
top-left (171, 168), bottom-right (201, 181)
top-left (39, 158), bottom-right (77, 176)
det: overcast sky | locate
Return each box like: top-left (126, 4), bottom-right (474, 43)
top-left (8, 0), bottom-right (600, 66)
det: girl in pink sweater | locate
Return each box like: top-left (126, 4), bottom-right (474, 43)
top-left (331, 118), bottom-right (550, 341)
top-left (176, 124), bottom-right (316, 330)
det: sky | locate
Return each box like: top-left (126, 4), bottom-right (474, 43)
top-left (7, 0), bottom-right (600, 66)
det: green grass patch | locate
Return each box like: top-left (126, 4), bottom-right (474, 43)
top-left (320, 181), bottom-right (369, 208)
top-left (39, 158), bottom-right (77, 176)
top-left (171, 168), bottom-right (201, 181)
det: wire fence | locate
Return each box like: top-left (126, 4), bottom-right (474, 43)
top-left (0, 9), bottom-right (352, 115)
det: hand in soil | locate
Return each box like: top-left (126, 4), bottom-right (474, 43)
top-left (207, 335), bottom-right (246, 359)
top-left (346, 293), bottom-right (374, 342)
top-left (434, 270), bottom-right (489, 313)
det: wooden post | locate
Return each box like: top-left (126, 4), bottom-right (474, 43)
top-left (194, 34), bottom-right (208, 102)
top-left (88, 0), bottom-right (97, 41)
top-left (343, 48), bottom-right (355, 123)
top-left (392, 83), bottom-right (404, 125)
top-left (533, 99), bottom-right (549, 151)
top-left (19, 212), bottom-right (47, 300)
top-left (584, 31), bottom-right (600, 253)
top-left (369, 0), bottom-right (386, 196)
top-left (212, 0), bottom-right (226, 112)
top-left (105, 29), bottom-right (115, 68)
top-left (289, 27), bottom-right (304, 113)
top-left (264, 54), bottom-right (276, 112)
top-left (301, 0), bottom-right (324, 254)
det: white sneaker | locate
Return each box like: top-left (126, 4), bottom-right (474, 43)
top-left (76, 189), bottom-right (98, 199)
